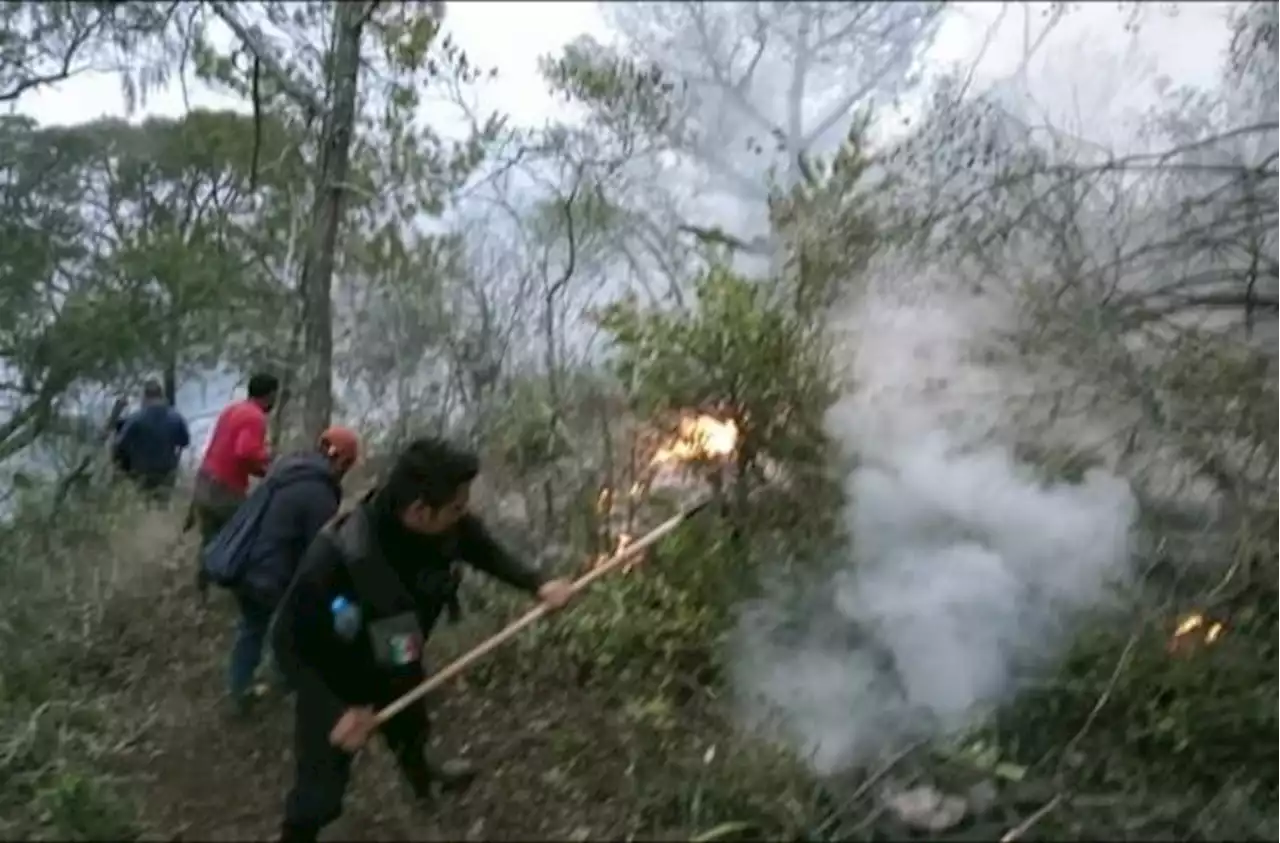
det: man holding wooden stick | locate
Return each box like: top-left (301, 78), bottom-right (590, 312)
top-left (271, 436), bottom-right (575, 843)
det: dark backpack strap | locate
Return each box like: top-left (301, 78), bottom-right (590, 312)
top-left (329, 506), bottom-right (416, 617)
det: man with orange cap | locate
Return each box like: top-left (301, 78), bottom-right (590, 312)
top-left (224, 425), bottom-right (361, 716)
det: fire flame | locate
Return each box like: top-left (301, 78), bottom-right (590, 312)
top-left (1168, 611), bottom-right (1226, 655)
top-left (650, 415), bottom-right (739, 465)
top-left (587, 412), bottom-right (739, 572)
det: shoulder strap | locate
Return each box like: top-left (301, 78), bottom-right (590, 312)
top-left (328, 505), bottom-right (416, 617)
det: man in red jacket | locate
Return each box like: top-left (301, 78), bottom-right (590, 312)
top-left (192, 373), bottom-right (280, 600)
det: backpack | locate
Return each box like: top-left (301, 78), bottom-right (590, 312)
top-left (204, 453), bottom-right (342, 591)
top-left (200, 472), bottom-right (287, 589)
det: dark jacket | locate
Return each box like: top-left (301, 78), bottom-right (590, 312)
top-left (238, 452), bottom-right (343, 608)
top-left (271, 490), bottom-right (545, 729)
top-left (114, 403), bottom-right (190, 479)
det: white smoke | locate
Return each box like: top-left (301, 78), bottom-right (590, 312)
top-left (732, 260), bottom-right (1139, 774)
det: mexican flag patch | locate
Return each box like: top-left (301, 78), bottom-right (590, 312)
top-left (389, 632), bottom-right (421, 666)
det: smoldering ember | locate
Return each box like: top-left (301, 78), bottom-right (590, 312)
top-left (0, 2), bottom-right (1274, 842)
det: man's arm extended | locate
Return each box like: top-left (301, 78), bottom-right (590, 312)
top-left (456, 515), bottom-right (546, 594)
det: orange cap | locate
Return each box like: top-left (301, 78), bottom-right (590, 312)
top-left (319, 425), bottom-right (360, 465)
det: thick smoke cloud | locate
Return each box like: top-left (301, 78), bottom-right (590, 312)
top-left (731, 267), bottom-right (1138, 774)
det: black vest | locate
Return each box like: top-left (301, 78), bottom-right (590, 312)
top-left (325, 504), bottom-right (459, 673)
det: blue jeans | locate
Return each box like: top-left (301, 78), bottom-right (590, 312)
top-left (229, 592), bottom-right (276, 701)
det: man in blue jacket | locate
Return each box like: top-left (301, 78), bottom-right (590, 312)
top-left (227, 426), bottom-right (361, 716)
top-left (112, 380), bottom-right (190, 501)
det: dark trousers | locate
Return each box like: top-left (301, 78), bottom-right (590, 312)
top-left (131, 470), bottom-right (177, 505)
top-left (228, 592), bottom-right (275, 701)
top-left (282, 689), bottom-right (435, 841)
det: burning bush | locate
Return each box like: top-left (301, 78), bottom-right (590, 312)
top-left (521, 266), bottom-right (847, 712)
top-left (595, 266), bottom-right (844, 540)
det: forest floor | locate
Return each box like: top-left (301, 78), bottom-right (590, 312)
top-left (70, 509), bottom-right (807, 842)
top-left (22, 504), bottom-right (1280, 839)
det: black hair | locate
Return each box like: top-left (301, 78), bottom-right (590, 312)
top-left (383, 436), bottom-right (480, 512)
top-left (247, 372), bottom-right (280, 400)
top-left (142, 379), bottom-right (165, 400)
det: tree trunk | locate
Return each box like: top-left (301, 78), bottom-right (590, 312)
top-left (298, 2), bottom-right (365, 439)
top-left (271, 317), bottom-right (305, 452)
top-left (162, 319), bottom-right (179, 406)
top-left (541, 291), bottom-right (563, 530)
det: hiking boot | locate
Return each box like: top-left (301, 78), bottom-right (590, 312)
top-left (227, 694), bottom-right (254, 720)
top-left (227, 684), bottom-right (268, 720)
top-left (425, 755), bottom-right (479, 792)
top-left (280, 822), bottom-right (320, 843)
top-left (403, 755), bottom-right (478, 804)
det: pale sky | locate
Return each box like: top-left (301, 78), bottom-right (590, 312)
top-left (13, 2), bottom-right (1231, 141)
top-left (12, 1), bottom-right (610, 129)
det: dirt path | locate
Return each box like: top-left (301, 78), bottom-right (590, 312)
top-left (86, 524), bottom-right (670, 842)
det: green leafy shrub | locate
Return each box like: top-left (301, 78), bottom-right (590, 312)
top-left (0, 485), bottom-right (149, 840)
top-left (528, 265), bottom-right (846, 703)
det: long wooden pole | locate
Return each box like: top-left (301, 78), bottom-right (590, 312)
top-left (373, 498), bottom-right (711, 727)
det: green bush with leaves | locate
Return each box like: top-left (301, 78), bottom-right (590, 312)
top-left (538, 511), bottom-right (734, 689)
top-left (0, 484), bottom-right (153, 841)
top-left (597, 263), bottom-right (841, 514)
top-left (525, 265), bottom-right (845, 695)
top-left (485, 376), bottom-right (572, 470)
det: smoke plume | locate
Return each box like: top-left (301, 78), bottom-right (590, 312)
top-left (731, 265), bottom-right (1139, 774)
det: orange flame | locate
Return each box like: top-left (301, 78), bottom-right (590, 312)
top-left (1174, 614), bottom-right (1204, 637)
top-left (587, 412), bottom-right (737, 574)
top-left (1168, 611), bottom-right (1226, 655)
top-left (651, 415), bottom-right (739, 465)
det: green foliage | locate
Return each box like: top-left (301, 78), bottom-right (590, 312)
top-left (0, 3), bottom-right (175, 105)
top-left (543, 266), bottom-right (845, 700)
top-left (540, 35), bottom-right (682, 150)
top-left (544, 516), bottom-right (738, 688)
top-left (0, 109), bottom-right (302, 458)
top-left (479, 366), bottom-right (621, 473)
top-left (984, 591), bottom-right (1278, 839)
top-left (0, 116), bottom-right (138, 457)
top-left (0, 486), bottom-right (152, 840)
top-left (597, 264), bottom-right (838, 473)
top-left (0, 0), bottom-right (505, 446)
top-left (188, 1), bottom-right (500, 221)
top-left (631, 728), bottom-right (821, 838)
top-left (771, 121), bottom-right (882, 314)
top-left (81, 109), bottom-right (303, 360)
top-left (486, 377), bottom-right (573, 470)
